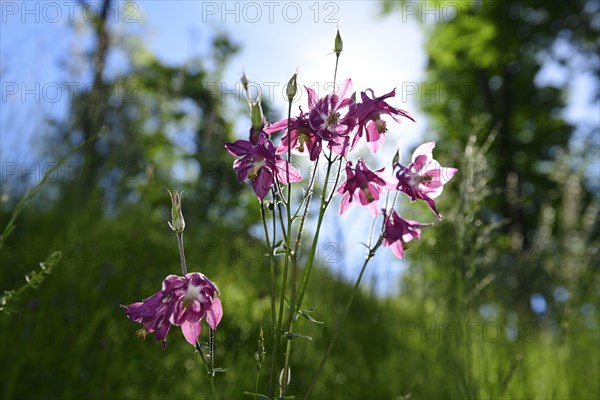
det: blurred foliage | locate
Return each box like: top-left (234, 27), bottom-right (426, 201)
top-left (1, 1), bottom-right (599, 399)
top-left (379, 0), bottom-right (600, 398)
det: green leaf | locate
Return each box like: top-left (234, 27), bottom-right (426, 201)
top-left (298, 309), bottom-right (323, 325)
top-left (282, 332), bottom-right (313, 341)
top-left (242, 391), bottom-right (271, 399)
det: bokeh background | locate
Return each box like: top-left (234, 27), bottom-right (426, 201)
top-left (1, 1), bottom-right (599, 399)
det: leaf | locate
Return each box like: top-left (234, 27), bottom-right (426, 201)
top-left (242, 391), bottom-right (271, 399)
top-left (392, 149), bottom-right (400, 166)
top-left (282, 332), bottom-right (313, 341)
top-left (298, 309), bottom-right (323, 325)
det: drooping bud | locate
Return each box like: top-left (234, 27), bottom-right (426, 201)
top-left (167, 190), bottom-right (185, 235)
top-left (334, 27), bottom-right (343, 57)
top-left (286, 72), bottom-right (297, 102)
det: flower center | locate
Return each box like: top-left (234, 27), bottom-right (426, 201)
top-left (296, 131), bottom-right (310, 152)
top-left (361, 186), bottom-right (374, 202)
top-left (248, 158), bottom-right (266, 180)
top-left (182, 283), bottom-right (201, 308)
top-left (326, 111), bottom-right (340, 129)
top-left (375, 118), bottom-right (387, 133)
top-left (408, 171), bottom-right (432, 186)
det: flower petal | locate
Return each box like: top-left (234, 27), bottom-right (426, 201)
top-left (275, 160), bottom-right (303, 183)
top-left (264, 118), bottom-right (293, 134)
top-left (225, 140), bottom-right (253, 156)
top-left (206, 297), bottom-right (223, 330)
top-left (181, 320), bottom-right (201, 346)
top-left (253, 168), bottom-right (274, 200)
top-left (411, 142), bottom-right (435, 163)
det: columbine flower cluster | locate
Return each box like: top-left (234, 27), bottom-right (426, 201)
top-left (226, 78), bottom-right (457, 259)
top-left (122, 29), bottom-right (459, 399)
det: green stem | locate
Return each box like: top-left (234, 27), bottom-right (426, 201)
top-left (269, 100), bottom-right (295, 398)
top-left (333, 55), bottom-right (339, 93)
top-left (304, 240), bottom-right (382, 399)
top-left (209, 328), bottom-right (218, 399)
top-left (281, 99), bottom-right (295, 397)
top-left (260, 202), bottom-right (277, 334)
top-left (210, 328), bottom-right (215, 379)
top-left (291, 151), bottom-right (335, 328)
top-left (254, 373), bottom-right (260, 399)
top-left (196, 340), bottom-right (218, 400)
top-left (209, 374), bottom-right (217, 400)
top-left (282, 326), bottom-right (293, 395)
top-left (176, 233), bottom-right (187, 275)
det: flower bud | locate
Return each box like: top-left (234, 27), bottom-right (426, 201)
top-left (286, 72), bottom-right (297, 102)
top-left (334, 27), bottom-right (343, 57)
top-left (241, 72), bottom-right (250, 94)
top-left (167, 190), bottom-right (185, 235)
top-left (250, 101), bottom-right (264, 131)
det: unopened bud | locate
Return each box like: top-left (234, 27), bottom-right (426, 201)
top-left (334, 27), bottom-right (343, 57)
top-left (167, 190), bottom-right (185, 235)
top-left (241, 72), bottom-right (250, 94)
top-left (286, 72), bottom-right (298, 102)
top-left (250, 101), bottom-right (264, 131)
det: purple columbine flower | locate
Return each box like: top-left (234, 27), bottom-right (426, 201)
top-left (122, 272), bottom-right (223, 348)
top-left (306, 79), bottom-right (357, 157)
top-left (225, 133), bottom-right (302, 200)
top-left (264, 112), bottom-right (322, 161)
top-left (382, 210), bottom-right (426, 259)
top-left (353, 88), bottom-right (415, 153)
top-left (395, 142), bottom-right (458, 219)
top-left (337, 159), bottom-right (390, 216)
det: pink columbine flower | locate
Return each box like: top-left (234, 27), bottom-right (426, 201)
top-left (264, 112), bottom-right (322, 161)
top-left (382, 210), bottom-right (426, 259)
top-left (122, 272), bottom-right (223, 349)
top-left (307, 79), bottom-right (357, 157)
top-left (395, 142), bottom-right (458, 219)
top-left (225, 133), bottom-right (302, 200)
top-left (337, 159), bottom-right (390, 216)
top-left (353, 88), bottom-right (415, 153)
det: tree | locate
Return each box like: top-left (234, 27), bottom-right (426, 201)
top-left (381, 1), bottom-right (599, 397)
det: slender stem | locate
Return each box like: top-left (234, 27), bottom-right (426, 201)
top-left (176, 233), bottom-right (187, 275)
top-left (291, 157), bottom-right (319, 220)
top-left (304, 239), bottom-right (383, 399)
top-left (196, 340), bottom-right (218, 400)
top-left (209, 374), bottom-right (217, 400)
top-left (269, 101), bottom-right (295, 397)
top-left (210, 328), bottom-right (215, 373)
top-left (325, 156), bottom-right (343, 205)
top-left (333, 56), bottom-right (339, 93)
top-left (292, 151), bottom-right (335, 326)
top-left (291, 157), bottom-right (319, 289)
top-left (254, 373), bottom-right (260, 399)
top-left (277, 201), bottom-right (289, 242)
top-left (281, 99), bottom-right (295, 397)
top-left (272, 184), bottom-right (288, 242)
top-left (282, 324), bottom-right (293, 395)
top-left (260, 202), bottom-right (277, 333)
